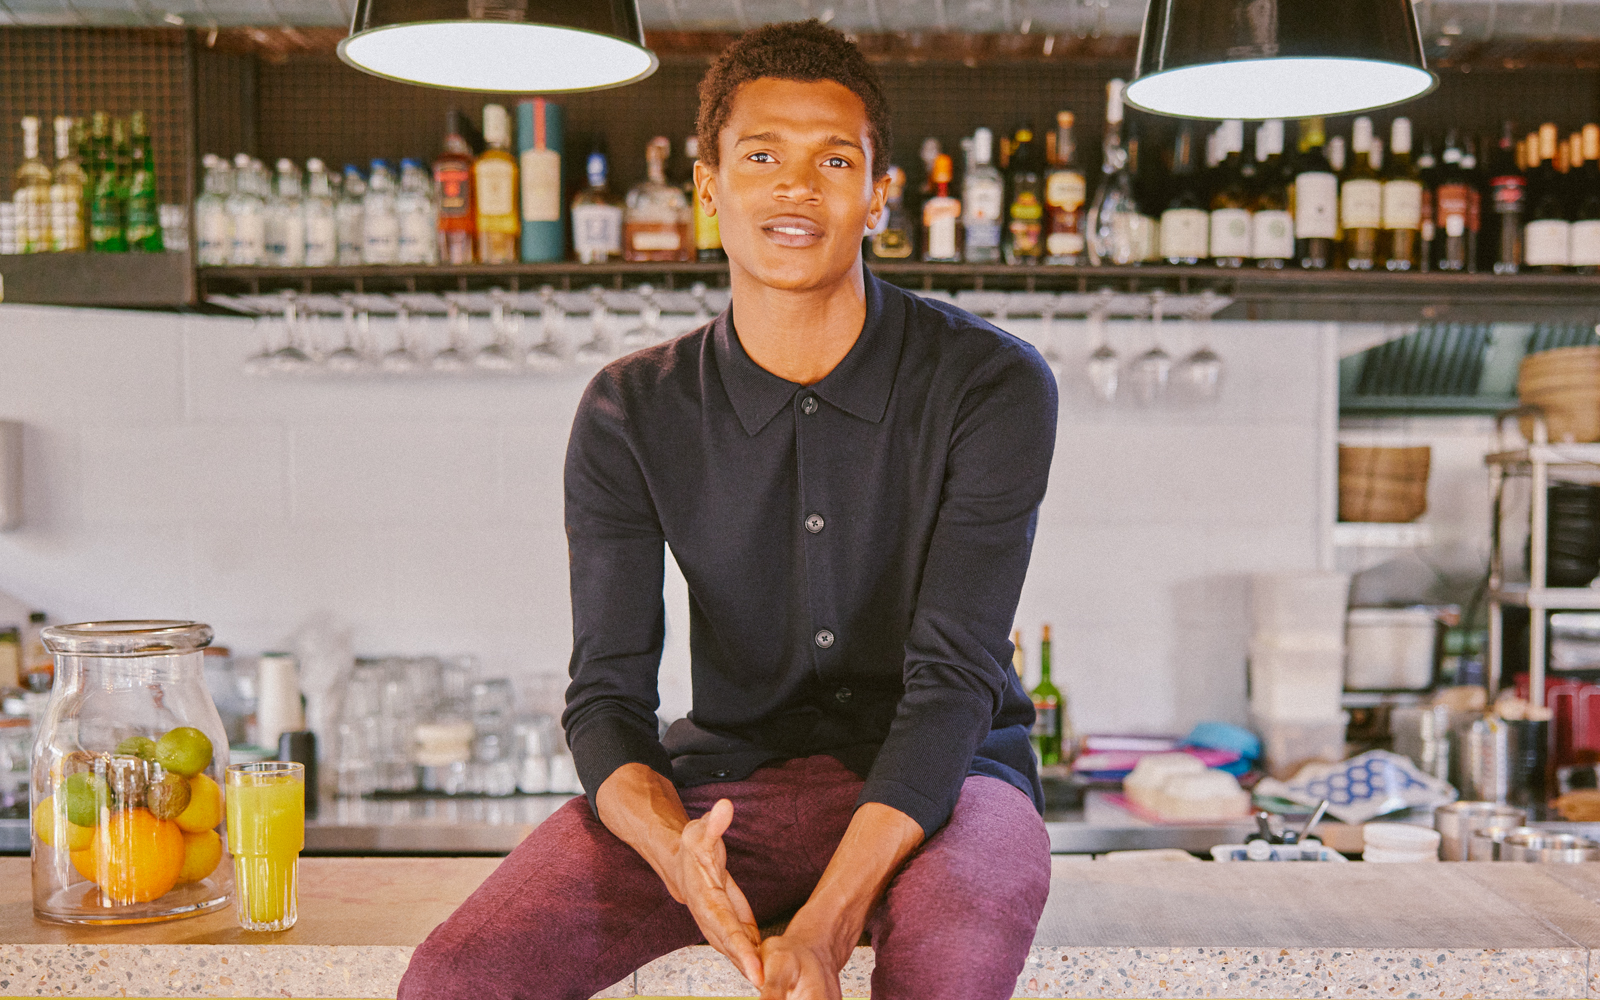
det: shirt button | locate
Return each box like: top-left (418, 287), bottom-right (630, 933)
top-left (814, 629), bottom-right (835, 649)
top-left (801, 396), bottom-right (819, 416)
top-left (713, 770), bottom-right (729, 779)
top-left (835, 687), bottom-right (852, 703)
top-left (805, 514), bottom-right (825, 534)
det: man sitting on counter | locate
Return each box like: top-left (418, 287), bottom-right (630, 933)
top-left (400, 19), bottom-right (1059, 1000)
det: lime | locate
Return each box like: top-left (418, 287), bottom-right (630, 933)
top-left (146, 772), bottom-right (192, 820)
top-left (153, 727), bottom-right (213, 777)
top-left (114, 736), bottom-right (157, 760)
top-left (61, 772), bottom-right (109, 828)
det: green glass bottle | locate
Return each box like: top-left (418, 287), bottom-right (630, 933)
top-left (1029, 624), bottom-right (1062, 766)
top-left (88, 113), bottom-right (127, 253)
top-left (125, 111), bottom-right (162, 251)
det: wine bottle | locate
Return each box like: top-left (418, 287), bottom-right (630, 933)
top-left (1433, 130), bottom-right (1471, 272)
top-left (1208, 119), bottom-right (1252, 268)
top-left (1524, 122), bottom-right (1571, 272)
top-left (1292, 117), bottom-right (1337, 270)
top-left (1341, 117), bottom-right (1382, 270)
top-left (1252, 120), bottom-right (1294, 269)
top-left (1487, 121), bottom-right (1525, 274)
top-left (1571, 124), bottom-right (1600, 274)
top-left (1461, 137), bottom-right (1483, 273)
top-left (1029, 625), bottom-right (1062, 767)
top-left (1380, 118), bottom-right (1423, 271)
top-left (1159, 125), bottom-right (1209, 265)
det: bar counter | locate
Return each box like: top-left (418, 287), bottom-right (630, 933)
top-left (7, 856), bottom-right (1600, 998)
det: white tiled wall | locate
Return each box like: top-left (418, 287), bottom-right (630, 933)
top-left (0, 303), bottom-right (1336, 735)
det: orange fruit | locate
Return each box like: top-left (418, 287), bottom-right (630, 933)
top-left (175, 773), bottom-right (223, 833)
top-left (70, 807), bottom-right (184, 904)
top-left (176, 829), bottom-right (222, 884)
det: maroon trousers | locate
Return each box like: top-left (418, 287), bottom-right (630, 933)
top-left (398, 755), bottom-right (1051, 1000)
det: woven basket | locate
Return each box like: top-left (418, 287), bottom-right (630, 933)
top-left (1520, 347), bottom-right (1600, 443)
top-left (1339, 446), bottom-right (1431, 523)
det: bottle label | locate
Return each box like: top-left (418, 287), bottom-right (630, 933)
top-left (1525, 219), bottom-right (1573, 266)
top-left (1046, 232), bottom-right (1085, 255)
top-left (630, 227), bottom-right (681, 252)
top-left (1572, 220), bottom-right (1600, 266)
top-left (1159, 207), bottom-right (1210, 259)
top-left (572, 203), bottom-right (623, 260)
top-left (1209, 207), bottom-right (1252, 257)
top-left (965, 183), bottom-right (1004, 221)
top-left (520, 148), bottom-right (561, 223)
top-left (1468, 188), bottom-right (1483, 233)
top-left (305, 215), bottom-right (336, 266)
top-left (1381, 179), bottom-right (1422, 229)
top-left (925, 198), bottom-right (960, 260)
top-left (871, 227), bottom-right (913, 259)
top-left (1131, 214), bottom-right (1159, 261)
top-left (364, 211), bottom-right (399, 262)
top-left (437, 165), bottom-right (472, 218)
top-left (230, 213), bottom-right (264, 265)
top-left (1030, 698), bottom-right (1059, 738)
top-left (1341, 179), bottom-right (1383, 229)
top-left (399, 209), bottom-right (433, 263)
top-left (965, 219), bottom-right (1002, 251)
top-left (1293, 172), bottom-right (1338, 238)
top-left (1437, 183), bottom-right (1470, 239)
top-left (1492, 176), bottom-right (1527, 214)
top-left (1252, 209), bottom-right (1294, 259)
top-left (477, 161), bottom-right (516, 218)
top-left (1045, 171), bottom-right (1086, 211)
top-left (197, 209), bottom-right (231, 264)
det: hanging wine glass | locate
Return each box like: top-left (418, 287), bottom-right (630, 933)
top-left (526, 285), bottom-right (570, 373)
top-left (380, 305), bottom-right (422, 373)
top-left (325, 298), bottom-right (368, 373)
top-left (432, 299), bottom-right (471, 373)
top-left (1177, 289), bottom-right (1224, 402)
top-left (244, 314), bottom-right (278, 375)
top-left (476, 290), bottom-right (521, 371)
top-left (621, 283), bottom-right (665, 351)
top-left (574, 285), bottom-right (617, 364)
top-left (1084, 288), bottom-right (1119, 403)
top-left (266, 292), bottom-right (312, 373)
top-left (1129, 290), bottom-right (1171, 405)
top-left (690, 281), bottom-right (714, 328)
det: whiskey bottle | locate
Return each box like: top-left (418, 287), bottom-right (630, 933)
top-left (434, 110), bottom-right (476, 265)
top-left (572, 150), bottom-right (624, 264)
top-left (1487, 121), bottom-right (1525, 274)
top-left (623, 136), bottom-right (691, 262)
top-left (1044, 111), bottom-right (1087, 265)
top-left (48, 116), bottom-right (86, 252)
top-left (1004, 126), bottom-right (1044, 265)
top-left (518, 98), bottom-right (562, 263)
top-left (475, 104), bottom-right (520, 265)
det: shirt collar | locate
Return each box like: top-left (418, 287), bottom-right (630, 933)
top-left (714, 269), bottom-right (906, 437)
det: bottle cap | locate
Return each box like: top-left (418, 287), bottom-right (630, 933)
top-left (370, 159), bottom-right (389, 172)
top-left (973, 127), bottom-right (993, 164)
top-left (1352, 117), bottom-right (1373, 153)
top-left (400, 157), bottom-right (420, 169)
top-left (1106, 79), bottom-right (1125, 125)
top-left (587, 151), bottom-right (608, 184)
top-left (1390, 117), bottom-right (1412, 155)
top-left (920, 137), bottom-right (940, 167)
top-left (932, 153), bottom-right (953, 185)
top-left (685, 135), bottom-right (699, 159)
top-left (1057, 110), bottom-right (1074, 129)
top-left (306, 157), bottom-right (324, 171)
top-left (483, 104), bottom-right (510, 146)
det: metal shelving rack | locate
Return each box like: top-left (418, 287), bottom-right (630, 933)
top-left (1485, 410), bottom-right (1600, 706)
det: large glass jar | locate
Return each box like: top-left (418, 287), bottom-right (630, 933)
top-left (31, 621), bottom-right (231, 924)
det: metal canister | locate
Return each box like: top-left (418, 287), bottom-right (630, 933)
top-left (1435, 801), bottom-right (1527, 860)
top-left (1467, 824), bottom-right (1542, 861)
top-left (1499, 831), bottom-right (1600, 862)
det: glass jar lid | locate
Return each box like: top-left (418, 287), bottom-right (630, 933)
top-left (40, 620), bottom-right (214, 657)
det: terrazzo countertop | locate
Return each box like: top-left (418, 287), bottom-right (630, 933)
top-left (8, 856), bottom-right (1600, 998)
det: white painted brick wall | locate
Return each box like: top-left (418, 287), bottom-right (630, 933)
top-left (0, 303), bottom-right (1335, 735)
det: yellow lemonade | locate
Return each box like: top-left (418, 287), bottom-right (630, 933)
top-left (225, 765), bottom-right (304, 931)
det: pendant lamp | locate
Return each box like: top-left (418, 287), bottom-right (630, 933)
top-left (1124, 0), bottom-right (1435, 120)
top-left (338, 0), bottom-right (658, 94)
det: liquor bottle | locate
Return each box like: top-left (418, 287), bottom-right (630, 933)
top-left (195, 154), bottom-right (232, 266)
top-left (362, 159), bottom-right (399, 265)
top-left (1461, 137), bottom-right (1483, 272)
top-left (1086, 80), bottom-right (1142, 265)
top-left (1208, 119), bottom-right (1252, 268)
top-left (921, 152), bottom-right (962, 262)
top-left (396, 158), bottom-right (438, 265)
top-left (1043, 111), bottom-right (1087, 264)
top-left (1159, 125), bottom-right (1209, 265)
top-left (11, 116), bottom-right (49, 254)
top-left (962, 127), bottom-right (1004, 263)
top-left (624, 136), bottom-right (692, 262)
top-left (1125, 118), bottom-right (1162, 262)
top-left (1525, 122), bottom-right (1571, 272)
top-left (88, 115), bottom-right (127, 253)
top-left (226, 153), bottom-right (264, 265)
top-left (681, 135), bottom-right (724, 263)
top-left (1252, 120), bottom-right (1294, 269)
top-left (1029, 624), bottom-right (1062, 767)
top-left (1340, 117), bottom-right (1381, 270)
top-left (336, 165), bottom-right (365, 266)
top-left (1571, 124), bottom-right (1600, 274)
top-left (264, 158), bottom-right (305, 267)
top-left (1380, 118), bottom-right (1423, 271)
top-left (518, 98), bottom-right (562, 263)
top-left (433, 109), bottom-right (476, 265)
top-left (1292, 119), bottom-right (1338, 270)
top-left (1004, 126), bottom-right (1045, 265)
top-left (1416, 133), bottom-right (1438, 270)
top-left (125, 112), bottom-right (162, 251)
top-left (475, 104), bottom-right (520, 265)
top-left (1011, 630), bottom-right (1025, 681)
top-left (571, 150), bottom-right (624, 264)
top-left (913, 136), bottom-right (941, 257)
top-left (48, 117), bottom-right (86, 252)
top-left (1433, 132), bottom-right (1472, 272)
top-left (870, 165), bottom-right (913, 260)
top-left (1487, 121), bottom-right (1525, 274)
top-left (302, 158), bottom-right (336, 267)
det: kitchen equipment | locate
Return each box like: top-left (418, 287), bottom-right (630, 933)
top-left (1346, 607), bottom-right (1441, 691)
top-left (1362, 822), bottom-right (1441, 861)
top-left (1249, 641), bottom-right (1345, 720)
top-left (1391, 703), bottom-right (1452, 779)
top-left (1435, 801), bottom-right (1527, 860)
top-left (255, 652), bottom-right (305, 753)
top-left (1255, 749), bottom-right (1456, 824)
top-left (31, 621), bottom-right (231, 924)
top-left (1543, 484), bottom-right (1600, 587)
top-left (1498, 831), bottom-right (1600, 862)
top-left (1338, 446), bottom-right (1430, 523)
top-left (1518, 346), bottom-right (1600, 444)
top-left (1458, 715), bottom-right (1551, 814)
top-left (1468, 824), bottom-right (1541, 860)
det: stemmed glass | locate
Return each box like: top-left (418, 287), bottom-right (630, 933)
top-left (526, 286), bottom-right (570, 373)
top-left (432, 300), bottom-right (471, 373)
top-left (324, 299), bottom-right (368, 374)
top-left (476, 291), bottom-right (521, 371)
top-left (1084, 288), bottom-right (1119, 403)
top-left (689, 282), bottom-right (714, 328)
top-left (265, 292), bottom-right (313, 373)
top-left (622, 283), bottom-right (665, 351)
top-left (1129, 290), bottom-right (1171, 405)
top-left (380, 306), bottom-right (422, 373)
top-left (1177, 290), bottom-right (1224, 402)
top-left (574, 285), bottom-right (617, 364)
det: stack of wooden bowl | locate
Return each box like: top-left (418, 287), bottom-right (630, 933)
top-left (1338, 446), bottom-right (1431, 523)
top-left (1519, 347), bottom-right (1600, 444)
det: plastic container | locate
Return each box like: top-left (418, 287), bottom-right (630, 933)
top-left (1346, 607), bottom-right (1439, 690)
top-left (31, 621), bottom-right (231, 924)
top-left (1363, 822), bottom-right (1441, 855)
top-left (1252, 571), bottom-right (1352, 638)
top-left (1252, 712), bottom-right (1348, 780)
top-left (1249, 642), bottom-right (1346, 720)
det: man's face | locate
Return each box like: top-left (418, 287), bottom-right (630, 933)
top-left (698, 77), bottom-right (890, 293)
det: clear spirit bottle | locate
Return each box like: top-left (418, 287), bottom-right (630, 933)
top-left (225, 153), bottom-right (264, 265)
top-left (962, 127), bottom-right (1003, 262)
top-left (302, 158), bottom-right (336, 267)
top-left (337, 165), bottom-right (365, 266)
top-left (362, 160), bottom-right (399, 265)
top-left (571, 150), bottom-right (624, 264)
top-left (624, 136), bottom-right (691, 262)
top-left (396, 158), bottom-right (438, 265)
top-left (194, 154), bottom-right (232, 266)
top-left (264, 158), bottom-right (305, 267)
top-left (1086, 80), bottom-right (1142, 266)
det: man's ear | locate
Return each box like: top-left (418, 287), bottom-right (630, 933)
top-left (866, 169), bottom-right (891, 230)
top-left (694, 158), bottom-right (718, 218)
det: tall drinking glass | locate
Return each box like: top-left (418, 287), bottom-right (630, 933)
top-left (225, 761), bottom-right (304, 931)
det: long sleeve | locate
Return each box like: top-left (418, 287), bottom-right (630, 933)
top-left (560, 371), bottom-right (676, 811)
top-left (856, 342), bottom-right (1059, 836)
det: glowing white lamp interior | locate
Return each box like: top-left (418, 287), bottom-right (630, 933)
top-left (1125, 57), bottom-right (1435, 120)
top-left (339, 22), bottom-right (658, 93)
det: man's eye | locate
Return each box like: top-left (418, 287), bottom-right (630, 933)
top-left (825, 156), bottom-right (851, 168)
top-left (748, 152), bottom-right (774, 163)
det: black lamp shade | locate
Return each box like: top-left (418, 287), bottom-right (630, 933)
top-left (339, 0), bottom-right (658, 94)
top-left (1125, 0), bottom-right (1435, 120)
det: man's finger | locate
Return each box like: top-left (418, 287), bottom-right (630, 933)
top-left (700, 798), bottom-right (735, 841)
top-left (725, 872), bottom-right (759, 931)
top-left (718, 922), bottom-right (764, 987)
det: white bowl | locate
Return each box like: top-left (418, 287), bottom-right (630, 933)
top-left (1363, 822), bottom-right (1442, 854)
top-left (1363, 846), bottom-right (1441, 863)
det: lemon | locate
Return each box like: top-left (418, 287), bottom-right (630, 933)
top-left (114, 736), bottom-right (157, 760)
top-left (154, 727), bottom-right (213, 777)
top-left (176, 829), bottom-right (222, 883)
top-left (61, 772), bottom-right (110, 828)
top-left (175, 773), bottom-right (223, 833)
top-left (32, 795), bottom-right (93, 851)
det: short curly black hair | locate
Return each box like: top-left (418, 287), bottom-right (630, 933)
top-left (695, 19), bottom-right (891, 180)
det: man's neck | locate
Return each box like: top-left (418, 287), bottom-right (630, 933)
top-left (727, 258), bottom-right (868, 386)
